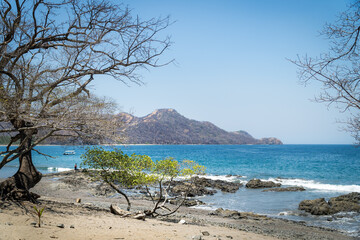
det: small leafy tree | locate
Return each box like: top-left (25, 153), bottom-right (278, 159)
top-left (81, 148), bottom-right (205, 217)
top-left (81, 147), bottom-right (155, 211)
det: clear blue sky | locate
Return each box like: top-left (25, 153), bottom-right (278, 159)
top-left (93, 0), bottom-right (355, 144)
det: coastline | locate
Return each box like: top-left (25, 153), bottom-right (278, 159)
top-left (0, 171), bottom-right (354, 240)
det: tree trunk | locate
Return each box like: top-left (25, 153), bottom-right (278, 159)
top-left (107, 181), bottom-right (131, 211)
top-left (0, 131), bottom-right (42, 201)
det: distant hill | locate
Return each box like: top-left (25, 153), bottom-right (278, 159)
top-left (119, 109), bottom-right (282, 145)
top-left (0, 109), bottom-right (283, 145)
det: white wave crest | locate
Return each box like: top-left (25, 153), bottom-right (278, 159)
top-left (266, 178), bottom-right (360, 193)
top-left (47, 167), bottom-right (72, 172)
top-left (202, 174), bottom-right (246, 183)
top-left (190, 205), bottom-right (218, 211)
top-left (278, 211), bottom-right (290, 216)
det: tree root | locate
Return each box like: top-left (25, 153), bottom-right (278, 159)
top-left (0, 177), bottom-right (40, 202)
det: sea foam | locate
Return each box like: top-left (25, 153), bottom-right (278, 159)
top-left (267, 177), bottom-right (360, 193)
top-left (46, 167), bottom-right (72, 172)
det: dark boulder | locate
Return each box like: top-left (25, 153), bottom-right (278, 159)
top-left (210, 208), bottom-right (269, 220)
top-left (167, 198), bottom-right (205, 207)
top-left (299, 192), bottom-right (360, 215)
top-left (170, 182), bottom-right (217, 197)
top-left (329, 192), bottom-right (360, 204)
top-left (299, 198), bottom-right (331, 215)
top-left (328, 192), bottom-right (360, 213)
top-left (262, 186), bottom-right (305, 192)
top-left (245, 179), bottom-right (281, 189)
top-left (209, 208), bottom-right (243, 219)
top-left (168, 176), bottom-right (242, 197)
top-left (191, 176), bottom-right (243, 193)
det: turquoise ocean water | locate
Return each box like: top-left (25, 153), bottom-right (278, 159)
top-left (1, 144), bottom-right (359, 236)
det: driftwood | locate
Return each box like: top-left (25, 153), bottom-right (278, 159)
top-left (110, 204), bottom-right (146, 220)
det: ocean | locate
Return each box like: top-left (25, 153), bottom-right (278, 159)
top-left (1, 144), bottom-right (359, 236)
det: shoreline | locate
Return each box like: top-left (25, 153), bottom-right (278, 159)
top-left (0, 171), bottom-right (355, 240)
top-left (1, 143), bottom-right (354, 147)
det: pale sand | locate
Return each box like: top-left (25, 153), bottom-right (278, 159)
top-left (0, 201), bottom-right (276, 240)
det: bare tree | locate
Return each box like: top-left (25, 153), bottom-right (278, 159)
top-left (292, 1), bottom-right (360, 144)
top-left (0, 0), bottom-right (171, 200)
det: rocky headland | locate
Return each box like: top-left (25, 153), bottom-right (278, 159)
top-left (119, 109), bottom-right (283, 145)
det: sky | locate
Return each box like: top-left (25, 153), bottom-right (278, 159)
top-left (93, 0), bottom-right (355, 144)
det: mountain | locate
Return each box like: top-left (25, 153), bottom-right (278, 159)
top-left (119, 109), bottom-right (282, 145)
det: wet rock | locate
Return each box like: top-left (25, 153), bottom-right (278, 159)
top-left (328, 192), bottom-right (360, 213)
top-left (168, 198), bottom-right (205, 207)
top-left (245, 179), bottom-right (281, 189)
top-left (262, 186), bottom-right (305, 192)
top-left (329, 200), bottom-right (360, 213)
top-left (168, 176), bottom-right (242, 197)
top-left (171, 182), bottom-right (216, 197)
top-left (329, 192), bottom-right (360, 204)
top-left (225, 174), bottom-right (242, 178)
top-left (210, 208), bottom-right (269, 220)
top-left (299, 198), bottom-right (330, 215)
top-left (299, 192), bottom-right (360, 215)
top-left (192, 176), bottom-right (242, 193)
top-left (210, 208), bottom-right (243, 219)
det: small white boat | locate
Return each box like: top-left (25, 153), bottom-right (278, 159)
top-left (63, 150), bottom-right (76, 155)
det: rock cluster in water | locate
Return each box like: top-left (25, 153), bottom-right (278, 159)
top-left (209, 208), bottom-right (269, 220)
top-left (262, 186), bottom-right (306, 192)
top-left (168, 176), bottom-right (243, 197)
top-left (245, 179), bottom-right (281, 189)
top-left (299, 192), bottom-right (360, 215)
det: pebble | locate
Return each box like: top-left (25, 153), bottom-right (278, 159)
top-left (57, 224), bottom-right (65, 228)
top-left (192, 235), bottom-right (202, 240)
top-left (6, 222), bottom-right (13, 225)
top-left (30, 222), bottom-right (37, 226)
top-left (76, 198), bottom-right (81, 203)
top-left (70, 225), bottom-right (75, 228)
top-left (178, 219), bottom-right (186, 224)
top-left (202, 231), bottom-right (210, 236)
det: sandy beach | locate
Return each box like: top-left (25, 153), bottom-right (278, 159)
top-left (0, 171), bottom-right (355, 240)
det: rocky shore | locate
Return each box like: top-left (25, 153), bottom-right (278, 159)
top-left (299, 192), bottom-right (360, 215)
top-left (0, 171), bottom-right (356, 240)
